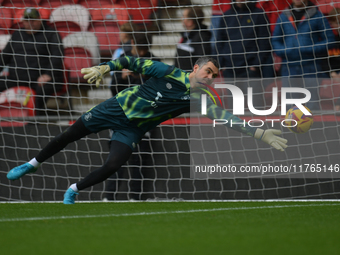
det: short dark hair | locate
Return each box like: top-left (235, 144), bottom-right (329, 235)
top-left (186, 6), bottom-right (205, 26)
top-left (132, 32), bottom-right (152, 51)
top-left (119, 22), bottom-right (139, 41)
top-left (195, 57), bottom-right (219, 70)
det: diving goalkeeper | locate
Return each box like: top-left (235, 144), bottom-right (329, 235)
top-left (6, 56), bottom-right (288, 204)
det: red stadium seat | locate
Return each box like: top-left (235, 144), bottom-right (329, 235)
top-left (316, 0), bottom-right (340, 14)
top-left (64, 47), bottom-right (93, 83)
top-left (88, 4), bottom-right (128, 57)
top-left (319, 78), bottom-right (340, 110)
top-left (0, 8), bottom-right (13, 34)
top-left (50, 20), bottom-right (82, 39)
top-left (36, 8), bottom-right (52, 20)
top-left (39, 0), bottom-right (79, 9)
top-left (0, 65), bottom-right (69, 118)
top-left (0, 87), bottom-right (36, 126)
top-left (116, 0), bottom-right (155, 24)
top-left (78, 0), bottom-right (117, 8)
top-left (49, 4), bottom-right (90, 39)
top-left (88, 3), bottom-right (130, 26)
top-left (11, 8), bottom-right (25, 31)
top-left (2, 0), bottom-right (40, 8)
top-left (63, 32), bottom-right (100, 83)
top-left (88, 23), bottom-right (120, 57)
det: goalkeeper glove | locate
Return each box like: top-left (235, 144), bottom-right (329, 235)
top-left (254, 128), bottom-right (288, 152)
top-left (81, 65), bottom-right (110, 87)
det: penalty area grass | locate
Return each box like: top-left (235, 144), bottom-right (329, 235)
top-left (0, 201), bottom-right (339, 255)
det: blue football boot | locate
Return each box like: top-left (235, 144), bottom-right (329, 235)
top-left (63, 188), bottom-right (79, 204)
top-left (7, 163), bottom-right (37, 180)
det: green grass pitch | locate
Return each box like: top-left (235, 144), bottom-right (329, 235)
top-left (1, 201), bottom-right (339, 255)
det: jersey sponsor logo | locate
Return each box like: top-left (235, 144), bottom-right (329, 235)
top-left (166, 83), bottom-right (172, 89)
top-left (84, 112), bottom-right (92, 121)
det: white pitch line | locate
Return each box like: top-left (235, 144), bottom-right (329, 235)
top-left (1, 199), bottom-right (340, 204)
top-left (0, 203), bottom-right (339, 223)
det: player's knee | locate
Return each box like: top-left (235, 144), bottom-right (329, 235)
top-left (105, 154), bottom-right (128, 171)
top-left (104, 159), bottom-right (121, 171)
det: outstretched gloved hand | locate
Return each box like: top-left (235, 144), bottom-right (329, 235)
top-left (81, 65), bottom-right (110, 87)
top-left (254, 128), bottom-right (288, 152)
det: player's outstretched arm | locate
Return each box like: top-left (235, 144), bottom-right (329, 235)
top-left (82, 56), bottom-right (174, 87)
top-left (254, 128), bottom-right (288, 152)
top-left (191, 92), bottom-right (288, 152)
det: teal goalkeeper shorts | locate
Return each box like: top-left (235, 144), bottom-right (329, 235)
top-left (81, 97), bottom-right (145, 150)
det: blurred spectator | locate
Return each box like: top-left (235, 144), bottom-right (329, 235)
top-left (216, 0), bottom-right (274, 109)
top-left (111, 22), bottom-right (139, 61)
top-left (272, 0), bottom-right (335, 111)
top-left (111, 32), bottom-right (160, 95)
top-left (324, 8), bottom-right (340, 111)
top-left (175, 6), bottom-right (211, 72)
top-left (257, 0), bottom-right (290, 33)
top-left (115, 0), bottom-right (157, 31)
top-left (153, 0), bottom-right (193, 32)
top-left (210, 0), bottom-right (230, 56)
top-left (107, 32), bottom-right (159, 201)
top-left (210, 0), bottom-right (290, 57)
top-left (323, 8), bottom-right (340, 76)
top-left (0, 7), bottom-right (64, 116)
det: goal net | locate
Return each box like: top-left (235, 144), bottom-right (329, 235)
top-left (1, 0), bottom-right (340, 202)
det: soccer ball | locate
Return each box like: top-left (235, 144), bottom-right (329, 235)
top-left (285, 106), bottom-right (313, 134)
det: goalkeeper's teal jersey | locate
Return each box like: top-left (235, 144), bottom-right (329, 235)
top-left (106, 56), bottom-right (256, 136)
